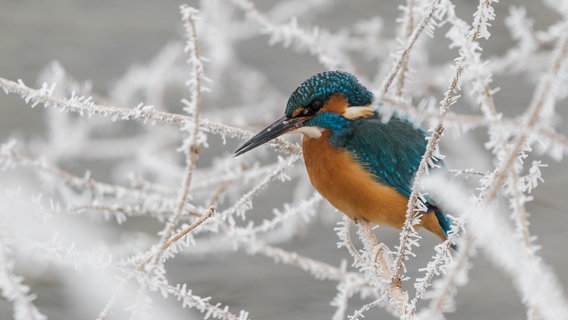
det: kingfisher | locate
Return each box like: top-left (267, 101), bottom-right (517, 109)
top-left (235, 71), bottom-right (452, 242)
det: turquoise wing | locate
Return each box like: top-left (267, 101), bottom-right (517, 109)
top-left (331, 114), bottom-right (452, 237)
top-left (332, 115), bottom-right (428, 198)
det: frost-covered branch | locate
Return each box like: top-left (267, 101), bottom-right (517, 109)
top-left (380, 0), bottom-right (441, 95)
top-left (2, 1), bottom-right (568, 319)
top-left (487, 26), bottom-right (568, 201)
top-left (0, 238), bottom-right (46, 320)
top-left (149, 5), bottom-right (207, 268)
top-left (0, 77), bottom-right (301, 155)
top-left (228, 0), bottom-right (342, 69)
top-left (162, 283), bottom-right (249, 320)
top-left (390, 0), bottom-right (497, 287)
top-left (421, 176), bottom-right (568, 320)
top-left (393, 0), bottom-right (417, 97)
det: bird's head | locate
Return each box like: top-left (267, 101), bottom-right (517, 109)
top-left (235, 71), bottom-right (374, 156)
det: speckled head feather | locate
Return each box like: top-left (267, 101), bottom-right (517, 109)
top-left (285, 71), bottom-right (374, 117)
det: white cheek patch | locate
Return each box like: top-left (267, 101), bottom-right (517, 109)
top-left (290, 126), bottom-right (323, 138)
top-left (342, 106), bottom-right (375, 120)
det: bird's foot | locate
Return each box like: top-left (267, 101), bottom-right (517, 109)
top-left (352, 217), bottom-right (369, 224)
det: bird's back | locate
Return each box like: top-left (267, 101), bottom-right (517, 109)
top-left (333, 115), bottom-right (427, 197)
top-left (302, 112), bottom-right (451, 240)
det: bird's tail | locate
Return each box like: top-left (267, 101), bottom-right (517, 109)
top-left (421, 206), bottom-right (457, 250)
top-left (434, 207), bottom-right (458, 250)
top-left (433, 207), bottom-right (452, 238)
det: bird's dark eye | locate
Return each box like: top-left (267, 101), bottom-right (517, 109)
top-left (305, 99), bottom-right (323, 114)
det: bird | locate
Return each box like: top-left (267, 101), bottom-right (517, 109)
top-left (234, 71), bottom-right (452, 242)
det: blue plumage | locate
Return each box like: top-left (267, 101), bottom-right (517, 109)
top-left (304, 111), bottom-right (352, 132)
top-left (286, 71), bottom-right (374, 116)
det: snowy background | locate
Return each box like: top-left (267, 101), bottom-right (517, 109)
top-left (1, 1), bottom-right (567, 319)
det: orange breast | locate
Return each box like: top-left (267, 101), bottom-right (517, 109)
top-left (302, 131), bottom-right (445, 239)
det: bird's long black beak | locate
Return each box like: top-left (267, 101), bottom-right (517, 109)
top-left (235, 116), bottom-right (306, 156)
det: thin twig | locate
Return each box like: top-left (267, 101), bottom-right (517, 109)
top-left (427, 234), bottom-right (474, 316)
top-left (66, 205), bottom-right (178, 219)
top-left (95, 281), bottom-right (126, 320)
top-left (509, 170), bottom-right (535, 252)
top-left (228, 0), bottom-right (341, 69)
top-left (381, 0), bottom-right (441, 95)
top-left (0, 76), bottom-right (301, 155)
top-left (380, 95), bottom-right (568, 153)
top-left (487, 28), bottom-right (568, 201)
top-left (394, 0), bottom-right (416, 97)
top-left (208, 181), bottom-right (232, 206)
top-left (509, 169), bottom-right (540, 318)
top-left (219, 155), bottom-right (301, 220)
top-left (349, 299), bottom-right (384, 320)
top-left (0, 147), bottom-right (171, 207)
top-left (149, 7), bottom-right (205, 267)
top-left (164, 207), bottom-right (215, 250)
top-left (137, 207), bottom-right (216, 270)
top-left (356, 221), bottom-right (407, 316)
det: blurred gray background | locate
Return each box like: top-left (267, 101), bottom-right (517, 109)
top-left (1, 1), bottom-right (567, 319)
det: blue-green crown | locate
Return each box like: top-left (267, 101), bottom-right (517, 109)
top-left (285, 71), bottom-right (374, 116)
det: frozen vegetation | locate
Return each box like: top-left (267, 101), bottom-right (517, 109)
top-left (1, 0), bottom-right (568, 319)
